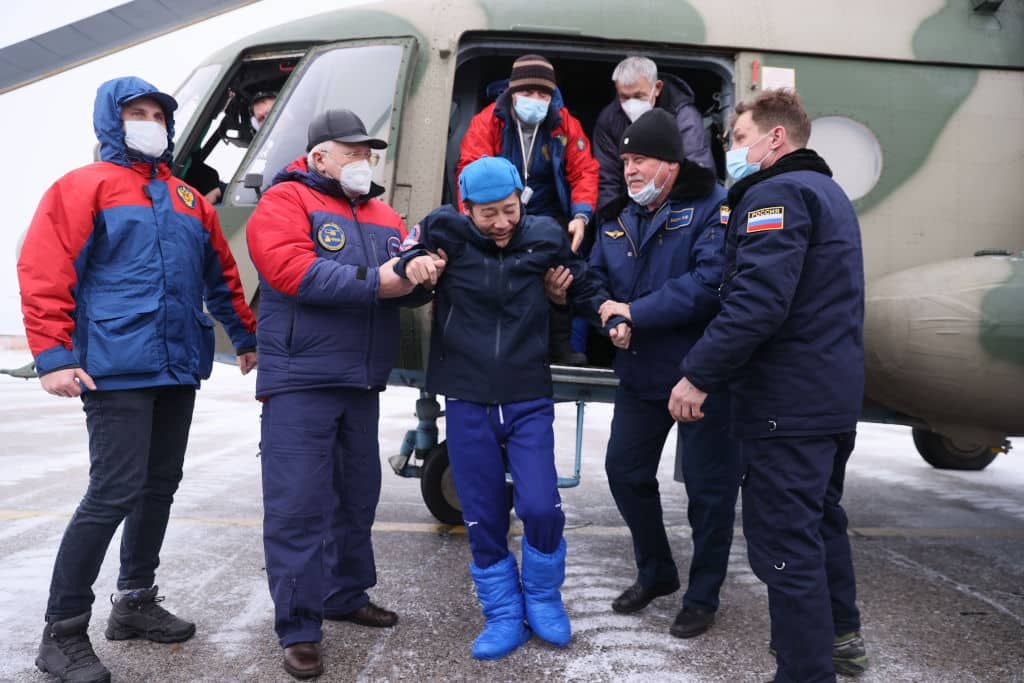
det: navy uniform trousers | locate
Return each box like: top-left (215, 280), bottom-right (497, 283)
top-left (605, 387), bottom-right (741, 611)
top-left (742, 432), bottom-right (861, 683)
top-left (445, 397), bottom-right (565, 568)
top-left (260, 388), bottom-right (382, 647)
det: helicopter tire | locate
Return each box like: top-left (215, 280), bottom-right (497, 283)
top-left (912, 428), bottom-right (999, 471)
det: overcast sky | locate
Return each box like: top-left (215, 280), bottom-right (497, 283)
top-left (0, 0), bottom-right (361, 336)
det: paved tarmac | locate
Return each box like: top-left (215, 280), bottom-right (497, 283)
top-left (1, 354), bottom-right (1021, 682)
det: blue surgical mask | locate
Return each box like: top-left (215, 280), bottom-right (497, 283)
top-left (627, 161), bottom-right (666, 206)
top-left (514, 95), bottom-right (549, 125)
top-left (726, 134), bottom-right (771, 181)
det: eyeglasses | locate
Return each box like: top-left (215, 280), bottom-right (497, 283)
top-left (334, 150), bottom-right (381, 167)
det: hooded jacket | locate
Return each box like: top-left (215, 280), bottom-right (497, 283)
top-left (17, 76), bottom-right (256, 390)
top-left (681, 149), bottom-right (865, 437)
top-left (246, 156), bottom-right (426, 398)
top-left (395, 206), bottom-right (620, 404)
top-left (590, 162), bottom-right (727, 399)
top-left (594, 73), bottom-right (715, 216)
top-left (457, 88), bottom-right (598, 223)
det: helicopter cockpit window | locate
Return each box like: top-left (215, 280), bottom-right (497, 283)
top-left (173, 64), bottom-right (221, 144)
top-left (176, 53), bottom-right (297, 203)
top-left (232, 43), bottom-right (404, 206)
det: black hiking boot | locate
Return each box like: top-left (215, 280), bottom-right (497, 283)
top-left (36, 612), bottom-right (111, 683)
top-left (105, 585), bottom-right (196, 643)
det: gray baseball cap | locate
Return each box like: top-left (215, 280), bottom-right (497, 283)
top-left (306, 109), bottom-right (387, 152)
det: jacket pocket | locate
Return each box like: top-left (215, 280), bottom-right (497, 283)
top-left (85, 297), bottom-right (163, 377)
top-left (193, 308), bottom-right (215, 379)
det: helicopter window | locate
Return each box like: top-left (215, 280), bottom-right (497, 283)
top-left (232, 43), bottom-right (405, 206)
top-left (175, 52), bottom-right (298, 203)
top-left (172, 64), bottom-right (221, 145)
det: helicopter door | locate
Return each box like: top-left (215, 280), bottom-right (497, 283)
top-left (229, 37), bottom-right (418, 208)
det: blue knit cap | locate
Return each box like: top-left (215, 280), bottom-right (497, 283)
top-left (459, 156), bottom-right (524, 204)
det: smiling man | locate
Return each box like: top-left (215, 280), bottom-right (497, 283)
top-left (396, 156), bottom-right (624, 661)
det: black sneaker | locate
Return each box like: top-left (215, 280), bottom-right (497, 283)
top-left (105, 586), bottom-right (196, 643)
top-left (768, 631), bottom-right (869, 677)
top-left (669, 606), bottom-right (715, 639)
top-left (36, 612), bottom-right (111, 683)
top-left (833, 631), bottom-right (869, 676)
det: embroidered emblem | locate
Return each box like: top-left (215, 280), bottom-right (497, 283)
top-left (317, 222), bottom-right (346, 251)
top-left (541, 144), bottom-right (551, 161)
top-left (720, 205), bottom-right (731, 224)
top-left (387, 235), bottom-right (402, 258)
top-left (576, 137), bottom-right (586, 151)
top-left (604, 230), bottom-right (625, 239)
top-left (400, 223), bottom-right (421, 252)
top-left (554, 133), bottom-right (568, 146)
top-left (176, 185), bottom-right (195, 209)
top-left (746, 206), bottom-right (785, 233)
top-left (667, 207), bottom-right (694, 230)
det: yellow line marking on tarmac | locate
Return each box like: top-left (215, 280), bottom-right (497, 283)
top-left (2, 510), bottom-right (1023, 538)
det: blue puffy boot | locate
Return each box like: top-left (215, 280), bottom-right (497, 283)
top-left (469, 554), bottom-right (531, 660)
top-left (521, 537), bottom-right (571, 647)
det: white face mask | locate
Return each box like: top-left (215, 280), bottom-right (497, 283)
top-left (250, 115), bottom-right (261, 132)
top-left (339, 159), bottom-right (373, 196)
top-left (621, 96), bottom-right (654, 123)
top-left (123, 120), bottom-right (168, 159)
top-left (627, 161), bottom-right (667, 206)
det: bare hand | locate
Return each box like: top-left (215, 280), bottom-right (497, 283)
top-left (405, 253), bottom-right (447, 288)
top-left (544, 266), bottom-right (573, 306)
top-left (204, 187), bottom-right (222, 204)
top-left (668, 377), bottom-right (708, 422)
top-left (238, 351), bottom-right (257, 375)
top-left (599, 300), bottom-right (631, 326)
top-left (567, 218), bottom-right (586, 253)
top-left (40, 367), bottom-right (96, 398)
top-left (378, 257), bottom-right (416, 298)
top-left (609, 322), bottom-right (631, 349)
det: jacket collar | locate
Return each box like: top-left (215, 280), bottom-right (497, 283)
top-left (727, 148), bottom-right (832, 208)
top-left (271, 156), bottom-right (385, 204)
top-left (601, 160), bottom-right (717, 222)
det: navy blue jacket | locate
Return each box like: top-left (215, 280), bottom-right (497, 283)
top-left (591, 163), bottom-right (727, 399)
top-left (246, 157), bottom-right (427, 399)
top-left (681, 150), bottom-right (865, 438)
top-left (396, 207), bottom-right (619, 404)
top-left (594, 74), bottom-right (715, 216)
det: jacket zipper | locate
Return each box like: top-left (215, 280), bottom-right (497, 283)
top-left (494, 251), bottom-right (504, 361)
top-left (440, 306), bottom-right (454, 361)
top-left (354, 204), bottom-right (376, 389)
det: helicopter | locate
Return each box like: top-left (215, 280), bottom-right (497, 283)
top-left (6, 0), bottom-right (1023, 523)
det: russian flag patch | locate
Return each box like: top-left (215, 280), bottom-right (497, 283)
top-left (746, 206), bottom-right (784, 233)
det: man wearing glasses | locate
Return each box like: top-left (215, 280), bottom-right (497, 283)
top-left (246, 109), bottom-right (434, 679)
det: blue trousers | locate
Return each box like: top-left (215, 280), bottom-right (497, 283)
top-left (445, 397), bottom-right (565, 568)
top-left (46, 386), bottom-right (195, 621)
top-left (605, 386), bottom-right (740, 611)
top-left (741, 433), bottom-right (861, 683)
top-left (260, 389), bottom-right (381, 647)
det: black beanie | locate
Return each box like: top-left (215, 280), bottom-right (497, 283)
top-left (508, 54), bottom-right (556, 96)
top-left (618, 109), bottom-right (685, 163)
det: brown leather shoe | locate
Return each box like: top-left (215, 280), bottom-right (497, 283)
top-left (283, 642), bottom-right (323, 679)
top-left (325, 601), bottom-right (398, 628)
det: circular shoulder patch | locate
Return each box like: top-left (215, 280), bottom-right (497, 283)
top-left (387, 235), bottom-right (401, 257)
top-left (317, 223), bottom-right (346, 251)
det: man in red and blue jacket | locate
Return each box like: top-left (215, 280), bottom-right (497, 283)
top-left (18, 75), bottom-right (257, 683)
top-left (245, 109), bottom-right (431, 679)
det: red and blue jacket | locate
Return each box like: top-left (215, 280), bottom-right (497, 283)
top-left (17, 76), bottom-right (256, 391)
top-left (590, 163), bottom-right (727, 400)
top-left (246, 157), bottom-right (425, 399)
top-left (457, 88), bottom-right (598, 223)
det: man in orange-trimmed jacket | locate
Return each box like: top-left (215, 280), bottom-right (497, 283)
top-left (457, 54), bottom-right (599, 364)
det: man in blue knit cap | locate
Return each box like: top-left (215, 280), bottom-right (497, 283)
top-left (395, 156), bottom-right (626, 659)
